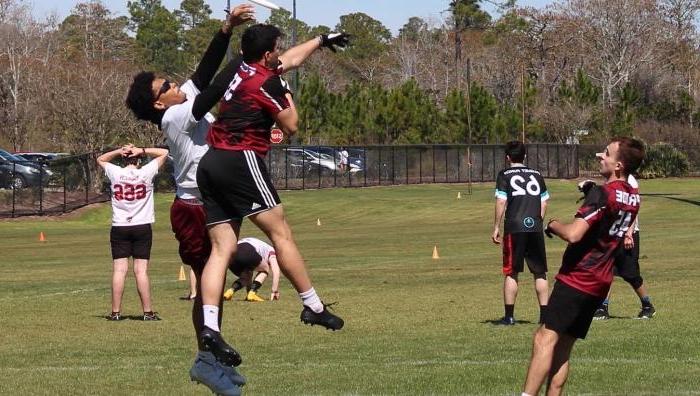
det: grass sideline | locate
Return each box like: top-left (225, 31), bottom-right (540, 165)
top-left (0, 179), bottom-right (699, 395)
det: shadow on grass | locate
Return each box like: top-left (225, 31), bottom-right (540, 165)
top-left (95, 314), bottom-right (162, 321)
top-left (481, 318), bottom-right (535, 325)
top-left (642, 193), bottom-right (700, 207)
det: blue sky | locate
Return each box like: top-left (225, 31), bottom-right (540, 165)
top-left (32, 0), bottom-right (554, 34)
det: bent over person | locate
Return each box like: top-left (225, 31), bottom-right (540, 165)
top-left (97, 144), bottom-right (168, 321)
top-left (195, 24), bottom-right (350, 367)
top-left (224, 237), bottom-right (281, 302)
top-left (522, 137), bottom-right (645, 396)
top-left (493, 141), bottom-right (549, 325)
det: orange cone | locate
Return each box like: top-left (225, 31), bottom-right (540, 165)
top-left (39, 232), bottom-right (46, 242)
top-left (178, 265), bottom-right (187, 281)
top-left (432, 245), bottom-right (440, 259)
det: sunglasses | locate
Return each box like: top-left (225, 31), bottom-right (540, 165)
top-left (154, 79), bottom-right (171, 101)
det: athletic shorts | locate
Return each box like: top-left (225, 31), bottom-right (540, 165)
top-left (197, 148), bottom-right (281, 226)
top-left (613, 232), bottom-right (640, 280)
top-left (170, 197), bottom-right (211, 270)
top-left (110, 224), bottom-right (152, 260)
top-left (502, 232), bottom-right (547, 276)
top-left (228, 242), bottom-right (262, 276)
top-left (544, 281), bottom-right (604, 339)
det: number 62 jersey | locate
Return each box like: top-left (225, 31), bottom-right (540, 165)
top-left (495, 166), bottom-right (550, 233)
top-left (103, 161), bottom-right (159, 226)
top-left (556, 179), bottom-right (640, 297)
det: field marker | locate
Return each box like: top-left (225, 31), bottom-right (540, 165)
top-left (432, 245), bottom-right (440, 259)
top-left (178, 265), bottom-right (187, 281)
top-left (39, 231), bottom-right (46, 242)
top-left (457, 192), bottom-right (462, 199)
top-left (316, 218), bottom-right (321, 226)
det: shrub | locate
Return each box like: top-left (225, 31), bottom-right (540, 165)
top-left (638, 143), bottom-right (689, 178)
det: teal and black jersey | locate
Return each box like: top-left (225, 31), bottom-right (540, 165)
top-left (495, 165), bottom-right (549, 233)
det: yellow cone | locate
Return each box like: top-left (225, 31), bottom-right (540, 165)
top-left (316, 218), bottom-right (321, 226)
top-left (457, 192), bottom-right (462, 199)
top-left (432, 245), bottom-right (440, 259)
top-left (178, 265), bottom-right (187, 281)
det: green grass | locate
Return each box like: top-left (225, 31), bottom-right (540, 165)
top-left (1, 179), bottom-right (699, 395)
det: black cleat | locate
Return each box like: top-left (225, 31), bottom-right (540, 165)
top-left (300, 303), bottom-right (344, 331)
top-left (637, 305), bottom-right (656, 319)
top-left (593, 306), bottom-right (609, 320)
top-left (143, 311), bottom-right (161, 321)
top-left (106, 312), bottom-right (124, 321)
top-left (200, 327), bottom-right (243, 367)
top-left (496, 316), bottom-right (515, 325)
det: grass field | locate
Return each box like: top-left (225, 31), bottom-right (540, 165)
top-left (1, 179), bottom-right (699, 395)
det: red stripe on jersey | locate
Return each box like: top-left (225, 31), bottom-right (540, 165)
top-left (502, 234), bottom-right (514, 276)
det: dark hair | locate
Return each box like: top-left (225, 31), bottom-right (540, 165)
top-left (126, 71), bottom-right (160, 124)
top-left (505, 140), bottom-right (526, 163)
top-left (611, 137), bottom-right (645, 175)
top-left (241, 24), bottom-right (283, 63)
top-left (123, 156), bottom-right (140, 167)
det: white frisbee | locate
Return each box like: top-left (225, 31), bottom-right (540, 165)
top-left (248, 0), bottom-right (280, 10)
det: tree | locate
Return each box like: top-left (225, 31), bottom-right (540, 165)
top-left (59, 1), bottom-right (132, 62)
top-left (128, 0), bottom-right (183, 74)
top-left (174, 0), bottom-right (211, 30)
top-left (449, 0), bottom-right (491, 62)
top-left (562, 0), bottom-right (664, 107)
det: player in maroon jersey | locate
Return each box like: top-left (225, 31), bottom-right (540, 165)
top-left (195, 24), bottom-right (350, 366)
top-left (521, 137), bottom-right (645, 396)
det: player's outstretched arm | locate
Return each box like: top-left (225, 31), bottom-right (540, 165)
top-left (279, 33), bottom-right (350, 72)
top-left (190, 4), bottom-right (254, 92)
top-left (273, 93), bottom-right (298, 135)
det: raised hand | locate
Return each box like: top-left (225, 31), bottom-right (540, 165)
top-left (320, 33), bottom-right (351, 52)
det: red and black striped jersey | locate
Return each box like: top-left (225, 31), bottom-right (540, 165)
top-left (207, 61), bottom-right (289, 157)
top-left (555, 179), bottom-right (640, 298)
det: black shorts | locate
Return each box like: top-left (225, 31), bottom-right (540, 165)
top-left (228, 242), bottom-right (262, 276)
top-left (110, 224), bottom-right (152, 260)
top-left (197, 149), bottom-right (281, 225)
top-left (613, 232), bottom-right (640, 280)
top-left (544, 281), bottom-right (605, 339)
top-left (502, 232), bottom-right (547, 277)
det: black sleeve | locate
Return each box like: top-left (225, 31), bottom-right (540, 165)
top-left (190, 29), bottom-right (232, 92)
top-left (191, 56), bottom-right (243, 121)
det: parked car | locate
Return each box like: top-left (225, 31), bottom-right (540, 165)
top-left (284, 148), bottom-right (338, 175)
top-left (14, 152), bottom-right (66, 163)
top-left (306, 146), bottom-right (364, 173)
top-left (0, 149), bottom-right (52, 189)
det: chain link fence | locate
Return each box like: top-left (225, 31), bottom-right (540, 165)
top-left (0, 144), bottom-right (578, 218)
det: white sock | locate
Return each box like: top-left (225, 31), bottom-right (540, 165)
top-left (299, 287), bottom-right (323, 313)
top-left (203, 305), bottom-right (220, 332)
top-left (521, 393), bottom-right (534, 396)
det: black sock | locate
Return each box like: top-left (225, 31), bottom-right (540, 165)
top-left (251, 281), bottom-right (262, 292)
top-left (232, 280), bottom-right (243, 291)
top-left (504, 304), bottom-right (515, 319)
top-left (539, 305), bottom-right (547, 324)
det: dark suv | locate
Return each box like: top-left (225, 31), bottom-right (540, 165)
top-left (0, 149), bottom-right (52, 189)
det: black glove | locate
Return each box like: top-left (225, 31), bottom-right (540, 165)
top-left (577, 180), bottom-right (596, 195)
top-left (544, 219), bottom-right (555, 239)
top-left (320, 33), bottom-right (351, 52)
top-left (279, 76), bottom-right (292, 97)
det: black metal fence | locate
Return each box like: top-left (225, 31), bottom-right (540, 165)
top-left (265, 144), bottom-right (578, 189)
top-left (0, 144), bottom-right (578, 218)
top-left (0, 153), bottom-right (109, 218)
